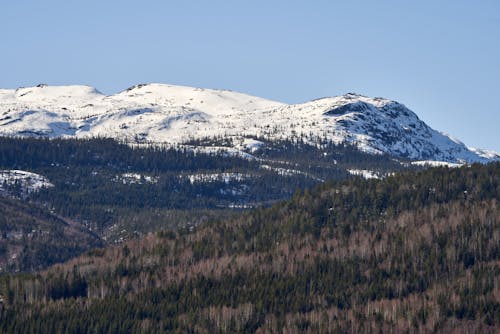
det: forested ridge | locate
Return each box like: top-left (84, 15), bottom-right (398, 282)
top-left (0, 137), bottom-right (409, 271)
top-left (0, 163), bottom-right (498, 333)
top-left (0, 138), bottom-right (404, 226)
top-left (0, 196), bottom-right (102, 272)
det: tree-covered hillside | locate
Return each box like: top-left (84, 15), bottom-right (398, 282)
top-left (0, 196), bottom-right (102, 272)
top-left (0, 163), bottom-right (497, 333)
top-left (0, 136), bottom-right (409, 268)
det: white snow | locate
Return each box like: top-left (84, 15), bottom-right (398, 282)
top-left (234, 138), bottom-right (265, 153)
top-left (113, 173), bottom-right (158, 185)
top-left (182, 172), bottom-right (249, 184)
top-left (411, 161), bottom-right (463, 168)
top-left (467, 147), bottom-right (499, 160)
top-left (260, 164), bottom-right (323, 181)
top-left (347, 169), bottom-right (382, 179)
top-left (0, 170), bottom-right (54, 193)
top-left (0, 83), bottom-right (497, 164)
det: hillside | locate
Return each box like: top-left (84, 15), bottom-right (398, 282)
top-left (0, 137), bottom-right (408, 249)
top-left (0, 136), bottom-right (408, 275)
top-left (0, 83), bottom-right (497, 163)
top-left (0, 196), bottom-right (101, 272)
top-left (0, 163), bottom-right (498, 333)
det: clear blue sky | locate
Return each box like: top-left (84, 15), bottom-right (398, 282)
top-left (1, 1), bottom-right (499, 151)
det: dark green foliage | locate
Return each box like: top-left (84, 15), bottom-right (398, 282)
top-left (0, 136), bottom-right (408, 243)
top-left (0, 163), bottom-right (498, 333)
top-left (0, 196), bottom-right (102, 272)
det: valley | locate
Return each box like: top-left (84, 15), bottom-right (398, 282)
top-left (0, 162), bottom-right (497, 333)
top-left (0, 83), bottom-right (498, 332)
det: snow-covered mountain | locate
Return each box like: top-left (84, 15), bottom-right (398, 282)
top-left (0, 83), bottom-right (497, 163)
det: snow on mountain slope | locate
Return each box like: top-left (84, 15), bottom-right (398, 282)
top-left (0, 170), bottom-right (54, 194)
top-left (0, 83), bottom-right (497, 163)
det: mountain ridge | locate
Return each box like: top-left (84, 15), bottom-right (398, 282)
top-left (1, 163), bottom-right (498, 332)
top-left (0, 83), bottom-right (497, 163)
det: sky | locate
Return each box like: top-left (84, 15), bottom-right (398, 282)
top-left (1, 0), bottom-right (499, 151)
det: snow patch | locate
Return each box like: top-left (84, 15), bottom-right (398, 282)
top-left (347, 169), bottom-right (382, 179)
top-left (234, 138), bottom-right (265, 153)
top-left (260, 164), bottom-right (324, 181)
top-left (0, 170), bottom-right (54, 193)
top-left (411, 161), bottom-right (463, 168)
top-left (114, 173), bottom-right (158, 185)
top-left (182, 172), bottom-right (250, 184)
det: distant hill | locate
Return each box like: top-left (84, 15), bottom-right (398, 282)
top-left (1, 83), bottom-right (497, 163)
top-left (0, 136), bottom-right (409, 252)
top-left (1, 163), bottom-right (498, 333)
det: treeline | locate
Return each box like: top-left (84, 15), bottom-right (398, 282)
top-left (0, 163), bottom-right (497, 333)
top-left (0, 137), bottom-right (253, 172)
top-left (0, 137), bottom-right (406, 241)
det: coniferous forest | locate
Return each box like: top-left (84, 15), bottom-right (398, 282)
top-left (1, 1), bottom-right (499, 332)
top-left (0, 161), bottom-right (498, 333)
top-left (0, 137), bottom-right (409, 271)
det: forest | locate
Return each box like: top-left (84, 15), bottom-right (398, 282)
top-left (0, 137), bottom-right (411, 271)
top-left (0, 162), bottom-right (497, 333)
top-left (0, 136), bottom-right (400, 220)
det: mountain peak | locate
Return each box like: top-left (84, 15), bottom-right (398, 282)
top-left (13, 84), bottom-right (103, 100)
top-left (0, 83), bottom-right (497, 163)
top-left (343, 92), bottom-right (365, 98)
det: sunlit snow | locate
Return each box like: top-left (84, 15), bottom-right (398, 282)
top-left (0, 84), bottom-right (497, 164)
top-left (0, 170), bottom-right (54, 193)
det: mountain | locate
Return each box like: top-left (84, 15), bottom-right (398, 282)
top-left (0, 136), bottom-right (405, 247)
top-left (1, 163), bottom-right (498, 333)
top-left (0, 83), bottom-right (497, 163)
